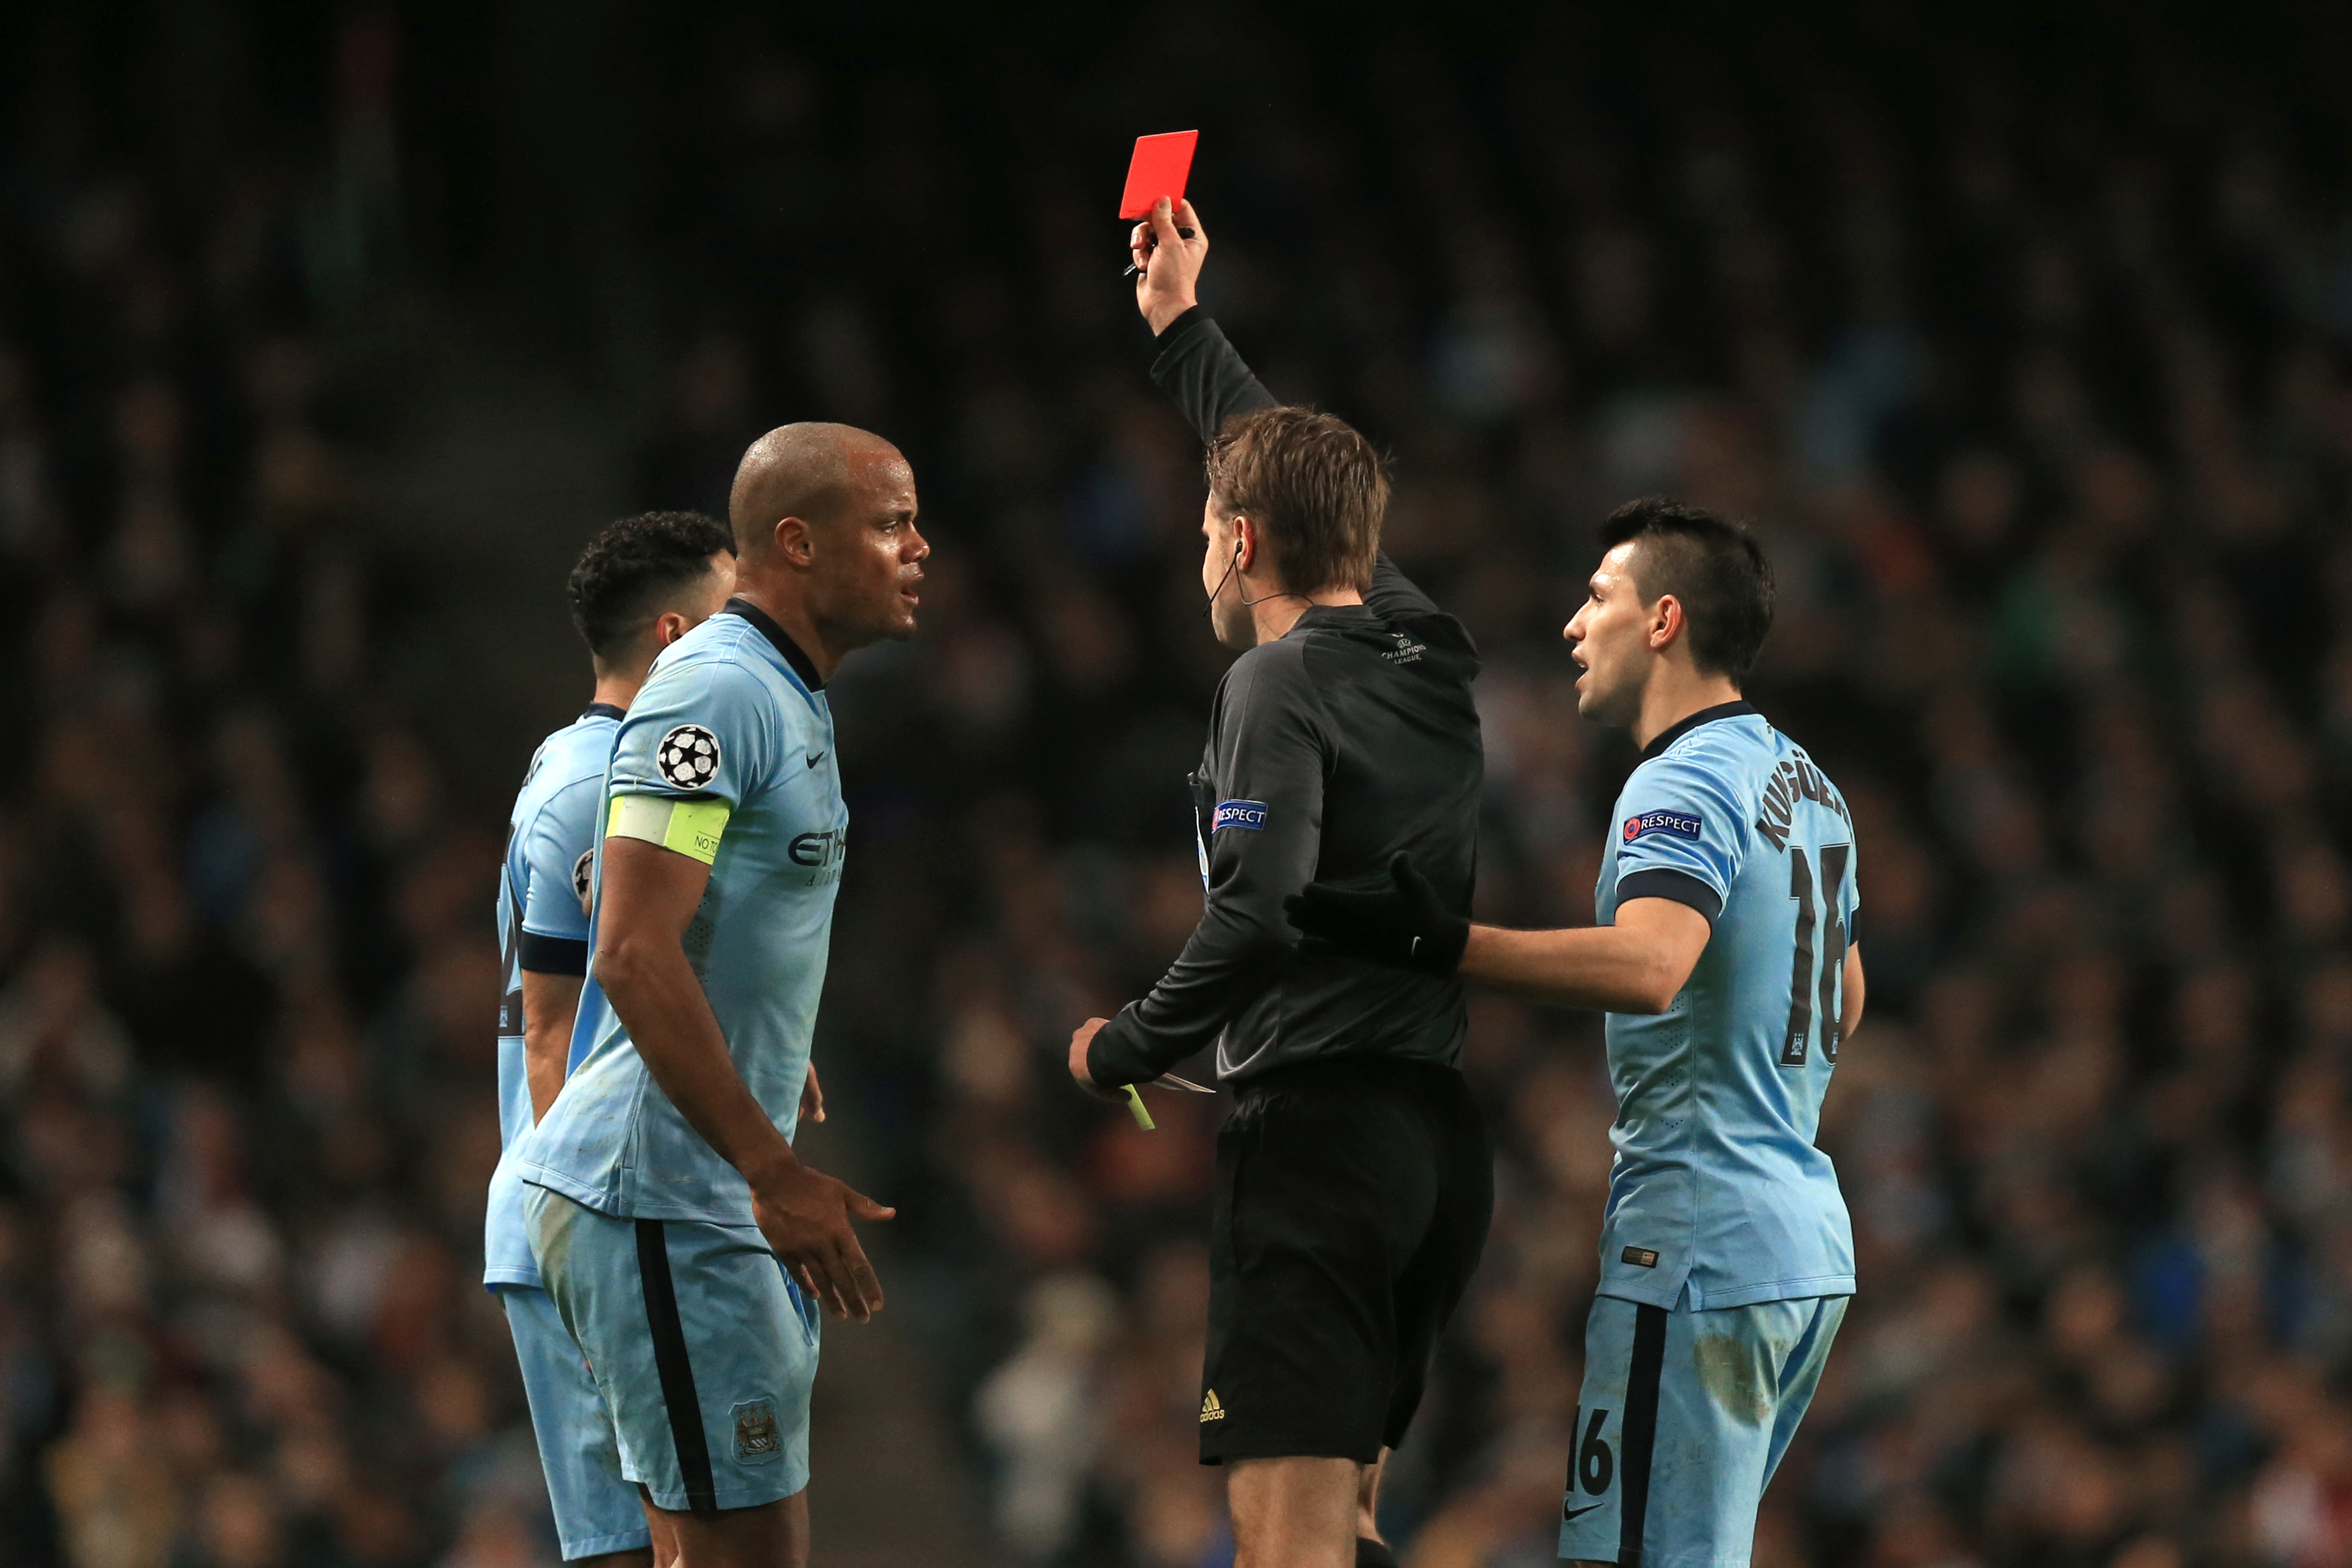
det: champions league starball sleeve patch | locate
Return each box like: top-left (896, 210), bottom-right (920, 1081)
top-left (571, 848), bottom-right (595, 915)
top-left (655, 724), bottom-right (722, 790)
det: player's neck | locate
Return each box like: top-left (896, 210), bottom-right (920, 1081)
top-left (1629, 666), bottom-right (1746, 752)
top-left (590, 655), bottom-right (651, 712)
top-left (1247, 580), bottom-right (1362, 645)
top-left (728, 581), bottom-right (843, 683)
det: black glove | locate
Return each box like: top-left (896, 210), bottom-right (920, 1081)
top-left (1284, 852), bottom-right (1467, 977)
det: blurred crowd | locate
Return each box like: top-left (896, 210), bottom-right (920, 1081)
top-left (11, 10), bottom-right (2352, 1568)
top-left (0, 27), bottom-right (556, 1568)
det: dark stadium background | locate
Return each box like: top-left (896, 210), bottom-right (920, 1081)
top-left (6, 3), bottom-right (2352, 1565)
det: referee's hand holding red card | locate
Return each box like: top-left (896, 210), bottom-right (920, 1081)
top-left (1131, 198), bottom-right (1208, 335)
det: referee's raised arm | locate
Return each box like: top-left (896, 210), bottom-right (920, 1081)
top-left (1131, 199), bottom-right (1471, 665)
top-left (1131, 199), bottom-right (1276, 435)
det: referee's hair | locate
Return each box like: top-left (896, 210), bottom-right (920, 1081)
top-left (1598, 498), bottom-right (1775, 687)
top-left (569, 510), bottom-right (736, 658)
top-left (1205, 406), bottom-right (1387, 594)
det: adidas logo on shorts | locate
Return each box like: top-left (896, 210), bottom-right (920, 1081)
top-left (1199, 1389), bottom-right (1227, 1423)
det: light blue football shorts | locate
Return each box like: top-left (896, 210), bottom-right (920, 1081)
top-left (524, 1185), bottom-right (820, 1515)
top-left (497, 1285), bottom-right (652, 1559)
top-left (1559, 1290), bottom-right (1847, 1568)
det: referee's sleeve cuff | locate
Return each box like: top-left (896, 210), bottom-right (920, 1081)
top-left (1614, 869), bottom-right (1723, 927)
top-left (1086, 1005), bottom-right (1156, 1088)
top-left (1152, 304), bottom-right (1207, 343)
top-left (518, 932), bottom-right (590, 975)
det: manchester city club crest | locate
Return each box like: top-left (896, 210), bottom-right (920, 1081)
top-left (732, 1398), bottom-right (781, 1462)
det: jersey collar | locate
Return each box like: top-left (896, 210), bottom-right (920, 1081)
top-left (581, 702), bottom-right (625, 722)
top-left (722, 597), bottom-right (825, 691)
top-left (1638, 699), bottom-right (1759, 763)
top-left (1292, 604), bottom-right (1376, 632)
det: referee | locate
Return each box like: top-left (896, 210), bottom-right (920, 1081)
top-left (1064, 198), bottom-right (1490, 1568)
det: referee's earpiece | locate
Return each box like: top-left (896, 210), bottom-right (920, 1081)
top-left (1232, 523), bottom-right (1300, 609)
top-left (1203, 534), bottom-right (1247, 618)
top-left (1205, 520), bottom-right (1310, 619)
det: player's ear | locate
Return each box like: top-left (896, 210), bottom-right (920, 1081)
top-left (773, 514), bottom-right (816, 568)
top-left (1650, 594), bottom-right (1684, 651)
top-left (653, 610), bottom-right (689, 649)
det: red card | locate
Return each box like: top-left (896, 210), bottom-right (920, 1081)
top-left (1118, 130), bottom-right (1198, 220)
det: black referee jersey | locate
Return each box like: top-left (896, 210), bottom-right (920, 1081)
top-left (1086, 309), bottom-right (1485, 1088)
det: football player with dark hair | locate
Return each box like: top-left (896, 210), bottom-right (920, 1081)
top-left (488, 510), bottom-right (734, 1568)
top-left (1291, 496), bottom-right (1864, 1568)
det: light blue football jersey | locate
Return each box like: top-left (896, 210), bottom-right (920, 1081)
top-left (518, 601), bottom-right (844, 1227)
top-left (486, 705), bottom-right (622, 1290)
top-left (1590, 701), bottom-right (1858, 1311)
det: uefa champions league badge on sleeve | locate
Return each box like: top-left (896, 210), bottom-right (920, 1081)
top-left (656, 724), bottom-right (722, 789)
top-left (571, 848), bottom-right (595, 914)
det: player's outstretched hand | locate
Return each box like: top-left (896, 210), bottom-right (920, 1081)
top-left (1066, 1017), bottom-right (1129, 1102)
top-left (1131, 197), bottom-right (1207, 336)
top-left (750, 1162), bottom-right (894, 1323)
top-left (799, 1060), bottom-right (824, 1127)
top-left (1286, 852), bottom-right (1469, 978)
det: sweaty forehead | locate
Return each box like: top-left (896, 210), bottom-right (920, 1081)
top-left (877, 453), bottom-right (916, 494)
top-left (1593, 541), bottom-right (1642, 590)
top-left (847, 449), bottom-right (915, 504)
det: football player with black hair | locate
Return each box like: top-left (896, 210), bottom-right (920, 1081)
top-left (487, 510), bottom-right (734, 1568)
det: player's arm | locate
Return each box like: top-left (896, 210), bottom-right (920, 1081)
top-left (520, 971), bottom-right (585, 1120)
top-left (596, 807), bottom-right (892, 1321)
top-left (1842, 943), bottom-right (1865, 1043)
top-left (1285, 856), bottom-right (1708, 1013)
top-left (1074, 656), bottom-right (1329, 1090)
top-left (1294, 755), bottom-right (1741, 1011)
top-left (516, 787), bottom-right (598, 1119)
top-left (1455, 900), bottom-right (1712, 1013)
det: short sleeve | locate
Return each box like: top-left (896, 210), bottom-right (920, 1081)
top-left (518, 774), bottom-right (600, 963)
top-left (606, 660), bottom-right (774, 812)
top-left (1611, 753), bottom-right (1748, 926)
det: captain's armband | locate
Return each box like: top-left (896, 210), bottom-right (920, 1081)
top-left (606, 793), bottom-right (730, 865)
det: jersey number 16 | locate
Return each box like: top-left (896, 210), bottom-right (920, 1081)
top-left (1779, 844), bottom-right (1849, 1068)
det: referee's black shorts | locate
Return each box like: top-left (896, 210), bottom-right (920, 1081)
top-left (1198, 1055), bottom-right (1494, 1466)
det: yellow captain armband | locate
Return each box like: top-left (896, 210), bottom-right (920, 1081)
top-left (607, 793), bottom-right (732, 865)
